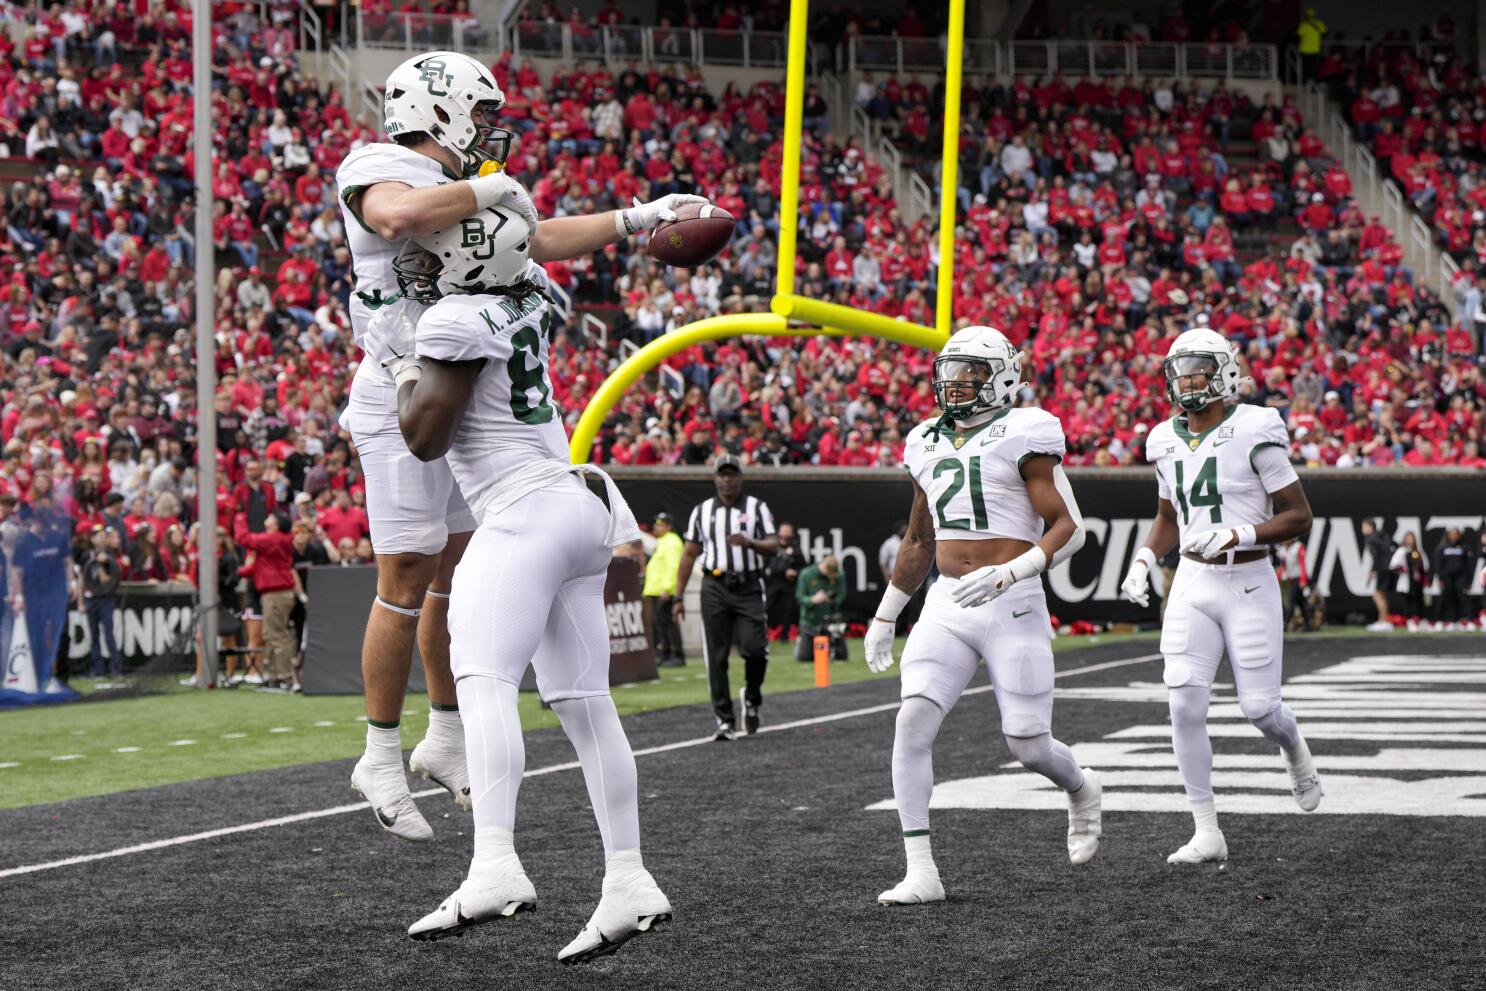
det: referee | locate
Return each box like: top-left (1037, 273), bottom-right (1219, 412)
top-left (674, 455), bottom-right (779, 740)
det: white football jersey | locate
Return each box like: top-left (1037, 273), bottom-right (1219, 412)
top-left (414, 287), bottom-right (568, 517)
top-left (336, 142), bottom-right (452, 347)
top-left (1145, 403), bottom-right (1292, 546)
top-left (902, 407), bottom-right (1066, 544)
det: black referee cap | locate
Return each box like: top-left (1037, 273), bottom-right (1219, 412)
top-left (714, 454), bottom-right (743, 474)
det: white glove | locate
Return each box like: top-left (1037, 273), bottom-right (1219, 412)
top-left (1181, 528), bottom-right (1238, 560)
top-left (623, 193), bottom-right (710, 233)
top-left (363, 305), bottom-right (421, 387)
top-left (950, 548), bottom-right (1047, 609)
top-left (468, 170), bottom-right (539, 237)
top-left (1120, 560), bottom-right (1152, 608)
top-left (864, 618), bottom-right (896, 673)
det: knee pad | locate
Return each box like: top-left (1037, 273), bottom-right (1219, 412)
top-left (895, 696), bottom-right (945, 753)
top-left (1238, 690), bottom-right (1282, 723)
top-left (1004, 731), bottom-right (1052, 768)
top-left (1168, 684), bottom-right (1211, 726)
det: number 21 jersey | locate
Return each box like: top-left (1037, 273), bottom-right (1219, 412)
top-left (1144, 403), bottom-right (1291, 548)
top-left (902, 407), bottom-right (1066, 544)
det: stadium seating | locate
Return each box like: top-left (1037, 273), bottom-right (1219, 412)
top-left (0, 0), bottom-right (1478, 579)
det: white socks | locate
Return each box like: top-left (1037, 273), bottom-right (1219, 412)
top-left (551, 695), bottom-right (642, 857)
top-left (606, 848), bottom-right (646, 879)
top-left (427, 706), bottom-right (463, 747)
top-left (365, 723), bottom-right (402, 763)
top-left (457, 675), bottom-right (526, 833)
top-left (1191, 798), bottom-right (1220, 835)
top-left (904, 832), bottom-right (937, 873)
top-left (470, 824), bottom-right (519, 882)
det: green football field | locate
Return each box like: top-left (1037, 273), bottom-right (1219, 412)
top-left (0, 627), bottom-right (1453, 810)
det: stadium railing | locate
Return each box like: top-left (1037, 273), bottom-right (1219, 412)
top-left (351, 13), bottom-right (824, 72)
top-left (844, 37), bottom-right (1275, 81)
top-left (1299, 81), bottom-right (1461, 312)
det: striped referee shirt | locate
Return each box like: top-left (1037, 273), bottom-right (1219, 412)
top-left (685, 495), bottom-right (777, 576)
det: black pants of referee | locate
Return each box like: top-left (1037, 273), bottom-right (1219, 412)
top-left (701, 574), bottom-right (768, 723)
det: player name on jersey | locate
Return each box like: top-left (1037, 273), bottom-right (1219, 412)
top-left (867, 654), bottom-right (1486, 818)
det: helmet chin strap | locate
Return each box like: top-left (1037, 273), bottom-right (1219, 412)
top-left (952, 406), bottom-right (1002, 429)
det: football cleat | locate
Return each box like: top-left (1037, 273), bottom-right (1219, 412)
top-left (743, 705), bottom-right (760, 736)
top-left (1066, 768), bottom-right (1103, 866)
top-left (713, 718), bottom-right (735, 742)
top-left (351, 754), bottom-right (433, 842)
top-left (877, 869), bottom-right (946, 906)
top-left (409, 735), bottom-right (472, 812)
top-left (1166, 830), bottom-right (1228, 864)
top-left (408, 862), bottom-right (538, 942)
top-left (558, 863), bottom-right (672, 964)
top-left (1290, 766), bottom-right (1324, 812)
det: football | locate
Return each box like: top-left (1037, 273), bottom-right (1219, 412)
top-left (647, 203), bottom-right (735, 267)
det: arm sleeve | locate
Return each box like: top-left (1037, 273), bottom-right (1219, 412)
top-left (1251, 442), bottom-right (1300, 493)
top-left (1017, 411), bottom-right (1067, 467)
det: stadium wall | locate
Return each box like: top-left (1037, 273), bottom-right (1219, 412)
top-left (606, 467), bottom-right (1486, 627)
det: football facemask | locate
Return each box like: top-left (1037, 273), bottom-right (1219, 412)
top-left (1164, 353), bottom-right (1221, 411)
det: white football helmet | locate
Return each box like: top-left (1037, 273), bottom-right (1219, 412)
top-left (393, 204), bottom-right (533, 301)
top-left (932, 325), bottom-right (1024, 420)
top-left (1163, 327), bottom-right (1243, 411)
top-left (383, 51), bottom-right (512, 176)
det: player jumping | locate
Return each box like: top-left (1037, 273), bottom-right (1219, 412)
top-left (1120, 328), bottom-right (1323, 864)
top-left (377, 207), bottom-right (671, 963)
top-left (337, 50), bottom-right (703, 841)
top-left (863, 325), bottom-right (1102, 906)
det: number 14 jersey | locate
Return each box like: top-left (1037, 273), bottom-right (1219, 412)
top-left (414, 288), bottom-right (568, 518)
top-left (1144, 403), bottom-right (1291, 549)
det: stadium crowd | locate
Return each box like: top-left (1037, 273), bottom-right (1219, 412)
top-left (0, 0), bottom-right (1479, 626)
top-left (1324, 37), bottom-right (1486, 339)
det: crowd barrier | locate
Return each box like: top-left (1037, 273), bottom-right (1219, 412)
top-left (608, 467), bottom-right (1486, 626)
top-left (300, 558), bottom-right (655, 696)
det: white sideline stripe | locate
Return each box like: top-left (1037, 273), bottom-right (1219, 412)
top-left (0, 654), bottom-right (1160, 880)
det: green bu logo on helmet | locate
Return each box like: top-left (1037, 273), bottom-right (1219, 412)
top-left (418, 57), bottom-right (455, 97)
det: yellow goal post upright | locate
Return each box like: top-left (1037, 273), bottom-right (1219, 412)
top-left (568, 0), bottom-right (967, 463)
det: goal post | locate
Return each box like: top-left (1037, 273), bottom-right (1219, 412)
top-left (568, 0), bottom-right (965, 463)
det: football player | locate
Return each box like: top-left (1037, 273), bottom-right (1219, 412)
top-left (336, 50), bottom-right (704, 840)
top-left (864, 325), bottom-right (1103, 906)
top-left (380, 207), bottom-right (670, 964)
top-left (1120, 328), bottom-right (1323, 864)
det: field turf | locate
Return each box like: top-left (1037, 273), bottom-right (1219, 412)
top-left (1, 634), bottom-right (1483, 991)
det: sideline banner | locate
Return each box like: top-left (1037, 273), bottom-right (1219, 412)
top-left (607, 467), bottom-right (1486, 626)
top-left (64, 583), bottom-right (197, 672)
top-left (301, 560), bottom-right (657, 695)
